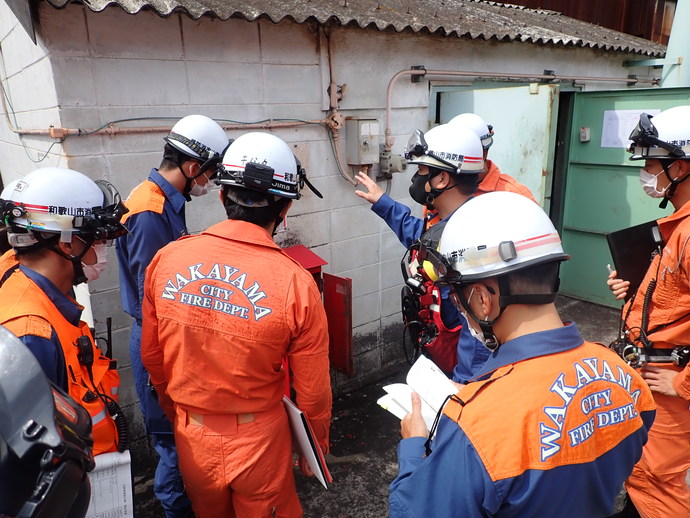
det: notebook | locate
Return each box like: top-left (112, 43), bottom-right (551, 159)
top-left (605, 220), bottom-right (662, 301)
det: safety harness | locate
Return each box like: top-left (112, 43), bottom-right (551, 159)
top-left (400, 214), bottom-right (461, 375)
top-left (611, 229), bottom-right (690, 367)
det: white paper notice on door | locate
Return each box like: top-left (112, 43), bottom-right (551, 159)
top-left (601, 109), bottom-right (660, 148)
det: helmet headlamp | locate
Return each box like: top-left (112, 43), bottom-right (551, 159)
top-left (628, 113), bottom-right (685, 159)
top-left (217, 157), bottom-right (323, 200)
top-left (72, 180), bottom-right (128, 240)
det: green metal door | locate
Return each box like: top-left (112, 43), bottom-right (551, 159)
top-left (560, 87), bottom-right (690, 307)
top-left (436, 83), bottom-right (559, 207)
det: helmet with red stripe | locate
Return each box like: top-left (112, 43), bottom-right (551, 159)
top-left (428, 191), bottom-right (569, 350)
top-left (405, 124), bottom-right (484, 176)
top-left (438, 191), bottom-right (569, 282)
top-left (215, 132), bottom-right (322, 203)
top-left (0, 167), bottom-right (127, 247)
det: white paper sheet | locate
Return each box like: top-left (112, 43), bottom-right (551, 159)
top-left (85, 450), bottom-right (133, 518)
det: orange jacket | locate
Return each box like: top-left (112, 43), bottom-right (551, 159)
top-left (0, 249), bottom-right (16, 272)
top-left (425, 160), bottom-right (536, 226)
top-left (476, 160), bottom-right (537, 201)
top-left (624, 201), bottom-right (690, 407)
top-left (141, 219), bottom-right (332, 451)
top-left (0, 266), bottom-right (120, 455)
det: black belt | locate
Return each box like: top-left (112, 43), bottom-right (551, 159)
top-left (639, 346), bottom-right (690, 366)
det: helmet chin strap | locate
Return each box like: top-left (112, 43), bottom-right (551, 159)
top-left (423, 169), bottom-right (458, 210)
top-left (477, 319), bottom-right (500, 351)
top-left (457, 286), bottom-right (503, 351)
top-left (659, 160), bottom-right (688, 210)
top-left (43, 234), bottom-right (94, 285)
top-left (179, 161), bottom-right (194, 201)
top-left (458, 276), bottom-right (559, 352)
top-left (269, 197), bottom-right (289, 236)
top-left (179, 160), bottom-right (207, 201)
top-left (424, 184), bottom-right (458, 210)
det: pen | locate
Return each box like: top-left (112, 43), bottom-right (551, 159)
top-left (606, 264), bottom-right (614, 274)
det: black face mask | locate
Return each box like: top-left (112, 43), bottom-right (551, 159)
top-left (410, 171), bottom-right (452, 209)
top-left (409, 172), bottom-right (434, 208)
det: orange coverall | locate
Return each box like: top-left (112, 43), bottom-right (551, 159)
top-left (141, 219), bottom-right (332, 518)
top-left (623, 200), bottom-right (690, 517)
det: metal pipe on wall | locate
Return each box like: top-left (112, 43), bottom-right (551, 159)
top-left (324, 27), bottom-right (357, 186)
top-left (384, 67), bottom-right (660, 152)
top-left (2, 118), bottom-right (324, 138)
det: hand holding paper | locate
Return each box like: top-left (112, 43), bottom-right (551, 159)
top-left (378, 356), bottom-right (458, 434)
top-left (401, 392), bottom-right (428, 439)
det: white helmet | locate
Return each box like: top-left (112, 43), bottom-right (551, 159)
top-left (216, 132), bottom-right (322, 201)
top-left (405, 124), bottom-right (484, 175)
top-left (1, 179), bottom-right (20, 200)
top-left (448, 113), bottom-right (494, 150)
top-left (437, 192), bottom-right (569, 283)
top-left (164, 115), bottom-right (229, 166)
top-left (629, 106), bottom-right (690, 160)
top-left (0, 167), bottom-right (127, 247)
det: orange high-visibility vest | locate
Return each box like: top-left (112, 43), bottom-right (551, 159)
top-left (0, 267), bottom-right (120, 455)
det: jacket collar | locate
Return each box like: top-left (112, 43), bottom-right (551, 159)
top-left (149, 168), bottom-right (187, 213)
top-left (472, 322), bottom-right (584, 381)
top-left (477, 160), bottom-right (500, 193)
top-left (19, 266), bottom-right (83, 326)
top-left (202, 219), bottom-right (282, 250)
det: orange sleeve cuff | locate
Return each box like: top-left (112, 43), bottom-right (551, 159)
top-left (673, 366), bottom-right (690, 400)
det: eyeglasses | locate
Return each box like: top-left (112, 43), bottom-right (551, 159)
top-left (629, 113), bottom-right (685, 158)
top-left (404, 130), bottom-right (462, 173)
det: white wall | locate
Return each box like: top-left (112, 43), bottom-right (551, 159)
top-left (0, 1), bottom-right (66, 183)
top-left (0, 2), bottom-right (661, 392)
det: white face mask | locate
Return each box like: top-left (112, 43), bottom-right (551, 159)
top-left (463, 312), bottom-right (488, 346)
top-left (189, 173), bottom-right (213, 197)
top-left (81, 242), bottom-right (108, 282)
top-left (639, 167), bottom-right (668, 199)
top-left (459, 287), bottom-right (489, 347)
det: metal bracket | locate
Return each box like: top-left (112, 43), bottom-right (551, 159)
top-left (411, 65), bottom-right (426, 83)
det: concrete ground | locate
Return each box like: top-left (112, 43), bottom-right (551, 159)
top-left (134, 295), bottom-right (632, 518)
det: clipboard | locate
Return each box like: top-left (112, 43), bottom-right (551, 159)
top-left (605, 220), bottom-right (662, 300)
top-left (282, 396), bottom-right (332, 489)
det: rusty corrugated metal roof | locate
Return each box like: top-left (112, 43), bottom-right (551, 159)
top-left (45, 0), bottom-right (666, 57)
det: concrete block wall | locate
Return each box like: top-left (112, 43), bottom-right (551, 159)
top-left (0, 0), bottom-right (661, 478)
top-left (0, 1), bottom-right (66, 185)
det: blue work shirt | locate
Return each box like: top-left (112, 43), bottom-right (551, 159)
top-left (371, 194), bottom-right (488, 381)
top-left (116, 169), bottom-right (188, 321)
top-left (390, 323), bottom-right (656, 518)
